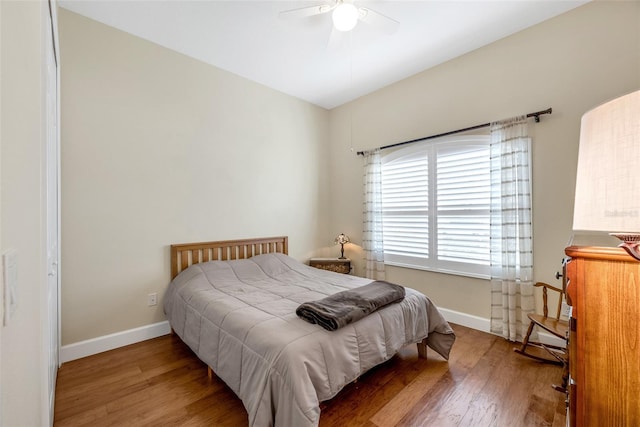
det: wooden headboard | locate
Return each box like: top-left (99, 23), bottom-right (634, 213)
top-left (170, 236), bottom-right (289, 279)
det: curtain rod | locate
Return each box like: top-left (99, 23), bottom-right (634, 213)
top-left (356, 107), bottom-right (552, 156)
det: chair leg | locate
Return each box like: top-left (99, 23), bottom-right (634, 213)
top-left (514, 321), bottom-right (564, 366)
top-left (552, 359), bottom-right (569, 393)
top-left (517, 321), bottom-right (536, 353)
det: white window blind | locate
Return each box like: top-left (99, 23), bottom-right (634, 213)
top-left (381, 136), bottom-right (490, 278)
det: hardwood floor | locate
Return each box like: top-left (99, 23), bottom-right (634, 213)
top-left (54, 324), bottom-right (567, 426)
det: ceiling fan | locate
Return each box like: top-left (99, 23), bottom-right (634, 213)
top-left (279, 0), bottom-right (399, 34)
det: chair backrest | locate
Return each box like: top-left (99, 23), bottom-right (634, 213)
top-left (539, 257), bottom-right (570, 320)
top-left (535, 283), bottom-right (559, 320)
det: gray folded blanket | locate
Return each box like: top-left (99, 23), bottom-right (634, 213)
top-left (296, 280), bottom-right (406, 331)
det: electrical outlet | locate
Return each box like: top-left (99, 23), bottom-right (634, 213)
top-left (147, 292), bottom-right (157, 307)
top-left (561, 301), bottom-right (571, 318)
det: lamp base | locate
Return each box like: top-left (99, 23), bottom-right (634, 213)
top-left (610, 233), bottom-right (640, 261)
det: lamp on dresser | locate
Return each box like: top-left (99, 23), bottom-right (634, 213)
top-left (573, 89), bottom-right (640, 258)
top-left (565, 89), bottom-right (640, 427)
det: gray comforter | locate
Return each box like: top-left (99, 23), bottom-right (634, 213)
top-left (163, 253), bottom-right (455, 427)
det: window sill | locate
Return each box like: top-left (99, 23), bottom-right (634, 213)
top-left (384, 261), bottom-right (491, 280)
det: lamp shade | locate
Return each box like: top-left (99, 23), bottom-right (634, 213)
top-left (335, 233), bottom-right (350, 245)
top-left (573, 90), bottom-right (640, 234)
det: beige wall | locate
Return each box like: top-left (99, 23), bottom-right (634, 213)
top-left (0, 0), bottom-right (49, 424)
top-left (60, 1), bottom-right (640, 346)
top-left (329, 0), bottom-right (640, 318)
top-left (59, 9), bottom-right (331, 345)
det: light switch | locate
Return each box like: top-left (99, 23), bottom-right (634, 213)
top-left (3, 250), bottom-right (17, 326)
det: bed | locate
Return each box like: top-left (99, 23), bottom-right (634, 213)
top-left (164, 236), bottom-right (455, 427)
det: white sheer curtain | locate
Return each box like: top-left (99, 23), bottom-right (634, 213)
top-left (489, 116), bottom-right (535, 342)
top-left (362, 149), bottom-right (386, 280)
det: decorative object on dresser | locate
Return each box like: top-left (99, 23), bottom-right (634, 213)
top-left (564, 246), bottom-right (640, 426)
top-left (309, 257), bottom-right (351, 274)
top-left (334, 232), bottom-right (350, 259)
top-left (573, 89), bottom-right (640, 260)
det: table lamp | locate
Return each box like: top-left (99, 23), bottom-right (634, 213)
top-left (573, 89), bottom-right (640, 260)
top-left (335, 233), bottom-right (350, 259)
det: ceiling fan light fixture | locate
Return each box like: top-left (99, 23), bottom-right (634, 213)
top-left (332, 2), bottom-right (358, 32)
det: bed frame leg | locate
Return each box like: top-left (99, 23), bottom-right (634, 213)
top-left (417, 339), bottom-right (428, 359)
top-left (207, 366), bottom-right (215, 381)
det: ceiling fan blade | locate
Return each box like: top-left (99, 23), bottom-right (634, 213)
top-left (358, 7), bottom-right (399, 34)
top-left (279, 3), bottom-right (334, 20)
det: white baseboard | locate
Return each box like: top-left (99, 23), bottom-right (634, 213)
top-left (439, 307), bottom-right (566, 348)
top-left (60, 320), bottom-right (171, 363)
top-left (60, 309), bottom-right (565, 364)
top-left (439, 307), bottom-right (491, 332)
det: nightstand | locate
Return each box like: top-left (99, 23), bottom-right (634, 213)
top-left (309, 258), bottom-right (351, 274)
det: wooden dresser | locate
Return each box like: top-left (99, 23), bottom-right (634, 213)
top-left (564, 245), bottom-right (640, 426)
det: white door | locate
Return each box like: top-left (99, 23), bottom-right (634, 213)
top-left (44, 0), bottom-right (60, 424)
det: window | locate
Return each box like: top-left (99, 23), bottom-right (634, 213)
top-left (381, 135), bottom-right (490, 278)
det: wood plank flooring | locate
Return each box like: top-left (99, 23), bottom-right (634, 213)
top-left (54, 324), bottom-right (567, 426)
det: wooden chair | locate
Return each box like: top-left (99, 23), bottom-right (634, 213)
top-left (514, 281), bottom-right (569, 392)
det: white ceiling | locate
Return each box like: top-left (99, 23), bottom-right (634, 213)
top-left (59, 0), bottom-right (589, 110)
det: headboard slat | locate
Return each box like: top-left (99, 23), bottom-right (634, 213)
top-left (170, 236), bottom-right (289, 279)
